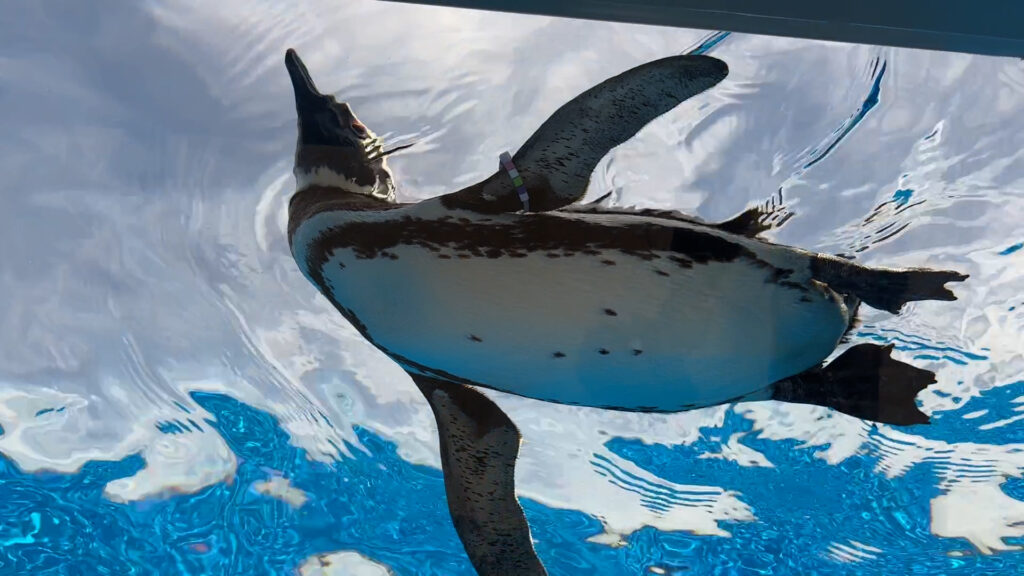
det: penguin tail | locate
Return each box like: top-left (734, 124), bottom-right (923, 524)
top-left (770, 343), bottom-right (935, 426)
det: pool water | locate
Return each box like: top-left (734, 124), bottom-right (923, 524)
top-left (1, 1), bottom-right (1023, 574)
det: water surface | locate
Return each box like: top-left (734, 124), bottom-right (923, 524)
top-left (1, 1), bottom-right (1023, 574)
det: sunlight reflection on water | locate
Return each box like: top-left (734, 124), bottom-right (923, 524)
top-left (1, 0), bottom-right (1023, 574)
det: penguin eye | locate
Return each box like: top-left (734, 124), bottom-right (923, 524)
top-left (350, 120), bottom-right (369, 139)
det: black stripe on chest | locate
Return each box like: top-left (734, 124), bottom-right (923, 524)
top-left (305, 213), bottom-right (759, 265)
top-left (296, 210), bottom-right (811, 345)
top-left (287, 187), bottom-right (403, 246)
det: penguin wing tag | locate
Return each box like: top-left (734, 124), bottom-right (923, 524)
top-left (441, 55), bottom-right (728, 214)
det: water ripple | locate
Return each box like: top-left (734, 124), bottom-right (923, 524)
top-left (803, 58), bottom-right (887, 171)
top-left (1, 0), bottom-right (1023, 573)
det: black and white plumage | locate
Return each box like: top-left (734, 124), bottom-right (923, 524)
top-left (282, 48), bottom-right (965, 575)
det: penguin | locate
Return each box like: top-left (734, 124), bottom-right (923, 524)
top-left (282, 48), bottom-right (966, 575)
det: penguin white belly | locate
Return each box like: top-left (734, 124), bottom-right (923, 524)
top-left (319, 246), bottom-right (850, 411)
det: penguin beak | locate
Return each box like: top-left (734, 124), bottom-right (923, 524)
top-left (285, 48), bottom-right (322, 104)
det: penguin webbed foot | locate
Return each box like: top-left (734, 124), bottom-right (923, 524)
top-left (770, 343), bottom-right (935, 426)
top-left (712, 205), bottom-right (776, 238)
top-left (812, 256), bottom-right (968, 314)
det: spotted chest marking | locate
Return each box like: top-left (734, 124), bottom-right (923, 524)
top-left (297, 205), bottom-right (808, 298)
top-left (288, 201), bottom-right (850, 411)
top-left (298, 210), bottom-right (778, 337)
top-left (297, 208), bottom-right (813, 339)
top-left (301, 254), bottom-right (845, 410)
top-left (310, 212), bottom-right (754, 265)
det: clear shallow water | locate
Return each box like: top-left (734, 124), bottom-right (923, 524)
top-left (1, 1), bottom-right (1023, 575)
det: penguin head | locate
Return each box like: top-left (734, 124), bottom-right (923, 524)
top-left (286, 48), bottom-right (400, 202)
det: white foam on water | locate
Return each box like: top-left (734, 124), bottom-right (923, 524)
top-left (297, 550), bottom-right (394, 576)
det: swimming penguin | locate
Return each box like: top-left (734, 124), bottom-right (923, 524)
top-left (283, 48), bottom-right (966, 575)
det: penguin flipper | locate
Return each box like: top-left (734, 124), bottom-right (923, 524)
top-left (440, 55), bottom-right (728, 214)
top-left (411, 375), bottom-right (548, 576)
top-left (770, 343), bottom-right (935, 425)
